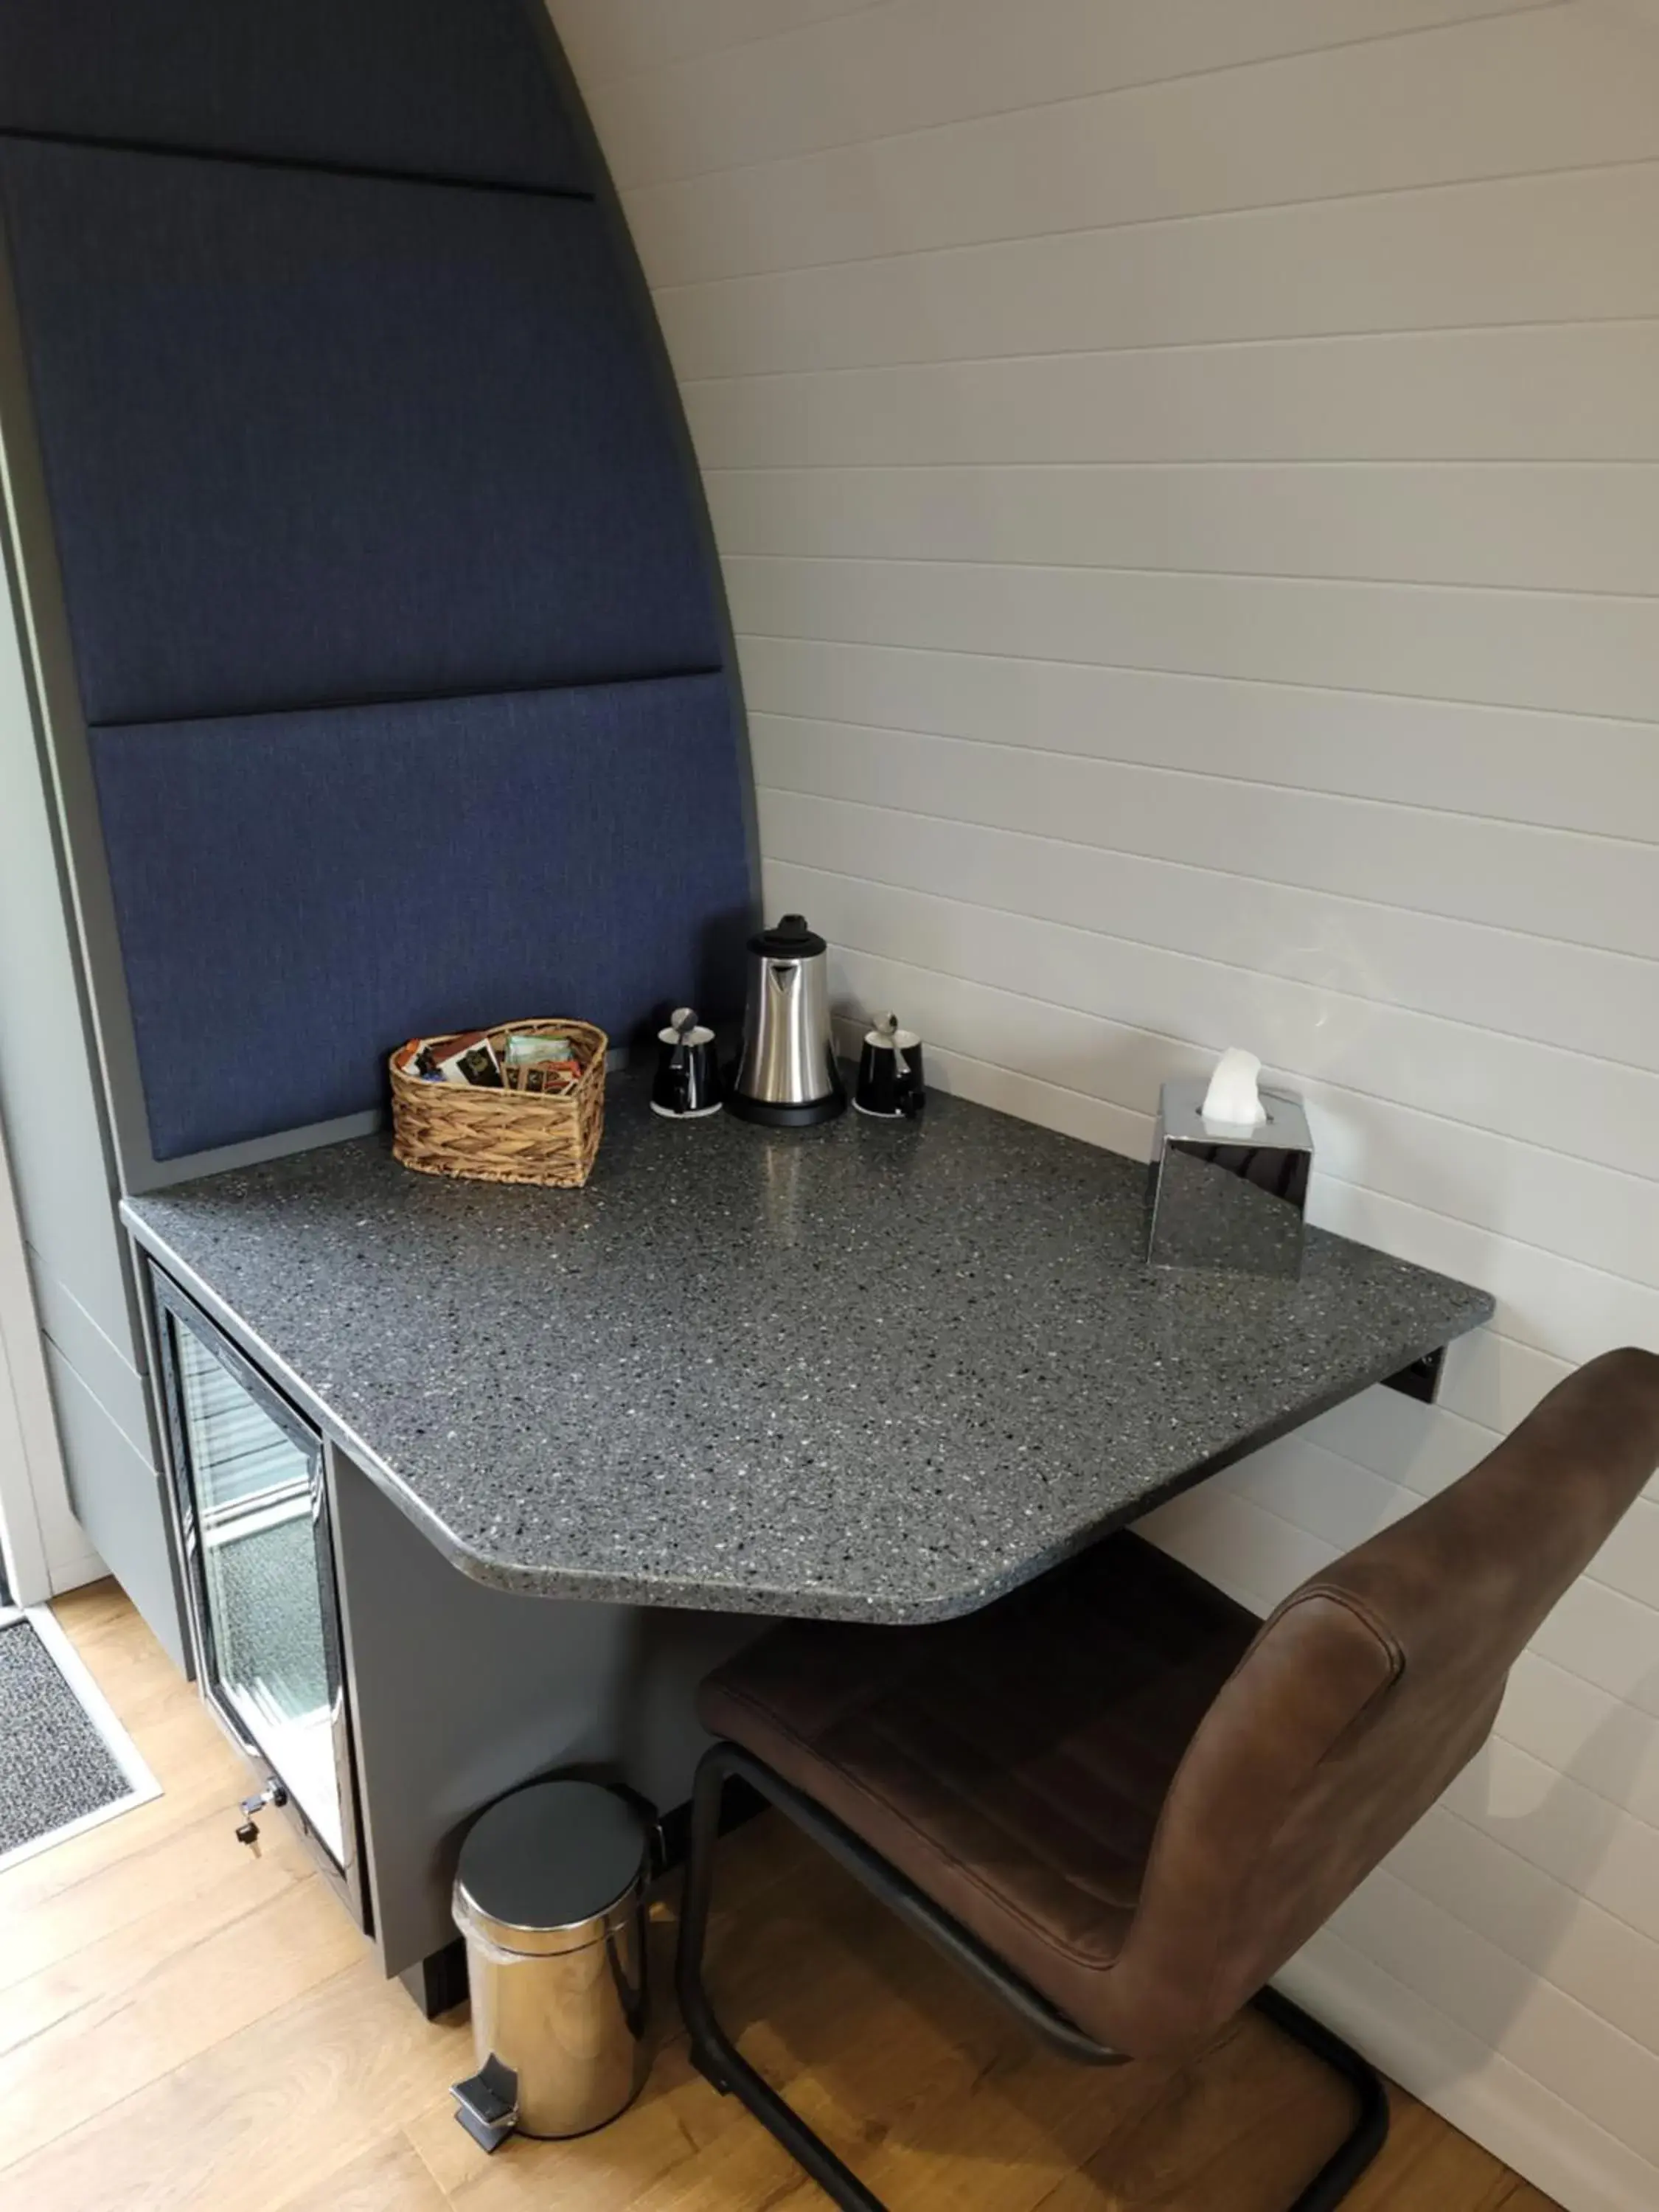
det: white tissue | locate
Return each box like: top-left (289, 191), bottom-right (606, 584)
top-left (1200, 1047), bottom-right (1267, 1133)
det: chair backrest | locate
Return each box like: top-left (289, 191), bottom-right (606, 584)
top-left (1111, 1346), bottom-right (1659, 2057)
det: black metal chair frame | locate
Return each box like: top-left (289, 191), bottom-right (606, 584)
top-left (676, 1740), bottom-right (1390, 2212)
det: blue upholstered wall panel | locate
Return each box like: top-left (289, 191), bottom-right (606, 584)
top-left (0, 140), bottom-right (721, 726)
top-left (88, 678), bottom-right (752, 1159)
top-left (0, 0), bottom-right (586, 190)
top-left (1, 0), bottom-right (754, 1166)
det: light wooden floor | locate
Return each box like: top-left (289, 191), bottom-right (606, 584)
top-left (0, 1585), bottom-right (1559, 2212)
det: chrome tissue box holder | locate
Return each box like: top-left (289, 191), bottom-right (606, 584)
top-left (1145, 1079), bottom-right (1313, 1279)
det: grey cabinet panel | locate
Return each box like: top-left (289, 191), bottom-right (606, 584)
top-left (329, 1444), bottom-right (761, 1978)
top-left (44, 1340), bottom-right (184, 1668)
top-left (29, 1258), bottom-right (150, 1460)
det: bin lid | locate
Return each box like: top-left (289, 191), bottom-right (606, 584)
top-left (454, 1781), bottom-right (649, 1955)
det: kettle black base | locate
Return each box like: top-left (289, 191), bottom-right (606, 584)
top-left (724, 1074), bottom-right (846, 1128)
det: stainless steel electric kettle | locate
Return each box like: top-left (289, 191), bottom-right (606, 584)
top-left (727, 914), bottom-right (846, 1126)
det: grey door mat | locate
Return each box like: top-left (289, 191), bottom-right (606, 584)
top-left (0, 1614), bottom-right (154, 1863)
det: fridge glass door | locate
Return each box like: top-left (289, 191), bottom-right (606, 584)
top-left (164, 1301), bottom-right (345, 1865)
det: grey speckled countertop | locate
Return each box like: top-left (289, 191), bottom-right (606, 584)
top-left (123, 1072), bottom-right (1492, 1624)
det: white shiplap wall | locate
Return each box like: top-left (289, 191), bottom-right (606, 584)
top-left (548, 3), bottom-right (1659, 2205)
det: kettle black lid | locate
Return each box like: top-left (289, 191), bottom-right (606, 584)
top-left (748, 912), bottom-right (827, 959)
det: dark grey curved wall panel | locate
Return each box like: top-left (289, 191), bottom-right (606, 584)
top-left (90, 678), bottom-right (751, 1158)
top-left (0, 0), bottom-right (588, 190)
top-left (0, 1), bottom-right (755, 1164)
top-left (0, 140), bottom-right (720, 725)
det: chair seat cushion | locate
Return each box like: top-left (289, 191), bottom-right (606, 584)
top-left (698, 1535), bottom-right (1257, 2029)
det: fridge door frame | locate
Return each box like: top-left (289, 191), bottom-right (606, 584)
top-left (146, 1259), bottom-right (370, 1930)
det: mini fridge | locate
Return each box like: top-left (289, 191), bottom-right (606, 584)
top-left (148, 1265), bottom-right (369, 1926)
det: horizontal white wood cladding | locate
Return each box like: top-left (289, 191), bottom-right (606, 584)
top-left (810, 1013), bottom-right (1621, 1430)
top-left (552, 0), bottom-right (883, 86)
top-left (1147, 1481), bottom-right (1335, 1609)
top-left (765, 850), bottom-right (1659, 1288)
top-left (759, 786), bottom-right (1659, 1083)
top-left (655, 168), bottom-right (1659, 378)
top-left (1329, 1865), bottom-right (1659, 2162)
top-left (1223, 1432), bottom-right (1465, 1551)
top-left (728, 554), bottom-right (1659, 723)
top-left (1152, 1461), bottom-right (1659, 1723)
top-left (685, 324), bottom-right (1659, 466)
top-left (1441, 1736), bottom-right (1659, 1947)
top-left (737, 636), bottom-right (1659, 845)
top-left (591, 0), bottom-right (1543, 187)
top-left (1591, 1500), bottom-right (1659, 1611)
top-left (1444, 1332), bottom-right (1599, 1449)
top-left (755, 722), bottom-right (1659, 961)
top-left (557, 0), bottom-right (1659, 2199)
top-left (1222, 1429), bottom-right (1659, 1608)
top-left (625, 12), bottom-right (1659, 285)
top-left (1312, 1183), bottom-right (1659, 1374)
top-left (1290, 1926), bottom-right (1659, 2212)
top-left (779, 905), bottom-right (1659, 1345)
top-left (1526, 1579), bottom-right (1659, 1720)
top-left (709, 462), bottom-right (1659, 598)
top-left (1500, 1652), bottom-right (1659, 1834)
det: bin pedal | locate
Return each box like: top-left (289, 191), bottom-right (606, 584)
top-left (451, 2057), bottom-right (519, 2153)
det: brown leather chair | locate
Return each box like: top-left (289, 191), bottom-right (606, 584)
top-left (675, 1348), bottom-right (1659, 2211)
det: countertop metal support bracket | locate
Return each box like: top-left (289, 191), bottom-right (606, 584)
top-left (1381, 1347), bottom-right (1445, 1404)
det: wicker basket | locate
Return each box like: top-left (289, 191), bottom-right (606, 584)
top-left (389, 1018), bottom-right (608, 1188)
